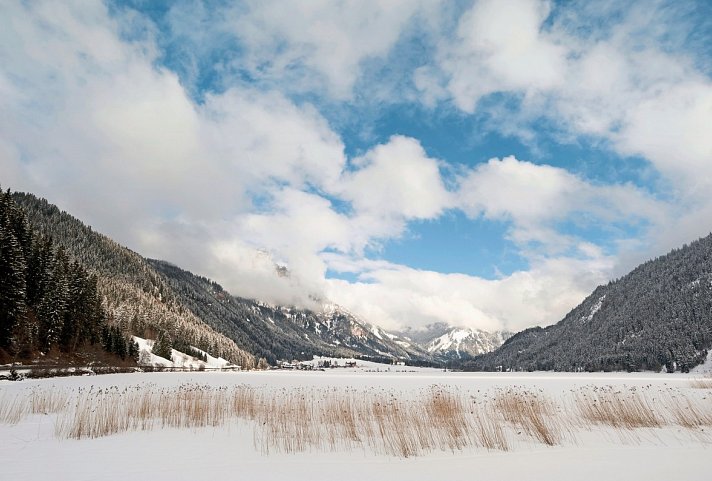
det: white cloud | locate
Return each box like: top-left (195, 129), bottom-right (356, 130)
top-left (413, 0), bottom-right (712, 270)
top-left (325, 253), bottom-right (613, 332)
top-left (615, 81), bottom-right (712, 196)
top-left (0, 1), bottom-right (455, 319)
top-left (457, 156), bottom-right (666, 256)
top-left (338, 136), bottom-right (454, 239)
top-left (201, 88), bottom-right (347, 193)
top-left (429, 0), bottom-right (567, 112)
top-left (421, 0), bottom-right (712, 198)
top-left (2, 0), bottom-right (707, 338)
top-left (203, 0), bottom-right (437, 98)
top-left (0, 1), bottom-right (347, 234)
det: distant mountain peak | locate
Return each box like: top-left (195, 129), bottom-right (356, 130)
top-left (426, 328), bottom-right (512, 359)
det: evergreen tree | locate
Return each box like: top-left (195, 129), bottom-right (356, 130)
top-left (26, 235), bottom-right (53, 307)
top-left (128, 338), bottom-right (140, 362)
top-left (38, 246), bottom-right (69, 351)
top-left (151, 332), bottom-right (173, 360)
top-left (0, 190), bottom-right (27, 351)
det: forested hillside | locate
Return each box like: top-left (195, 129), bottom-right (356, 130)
top-left (0, 189), bottom-right (137, 363)
top-left (9, 190), bottom-right (255, 368)
top-left (466, 234), bottom-right (712, 372)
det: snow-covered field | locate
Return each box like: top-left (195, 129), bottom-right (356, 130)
top-left (1, 365), bottom-right (711, 481)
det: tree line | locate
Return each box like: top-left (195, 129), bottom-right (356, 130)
top-left (0, 188), bottom-right (137, 362)
top-left (10, 189), bottom-right (256, 368)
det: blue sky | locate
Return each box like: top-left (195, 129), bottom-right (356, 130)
top-left (2, 0), bottom-right (711, 332)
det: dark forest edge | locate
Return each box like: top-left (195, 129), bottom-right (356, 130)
top-left (0, 188), bottom-right (139, 366)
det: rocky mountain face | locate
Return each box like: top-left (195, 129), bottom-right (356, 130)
top-left (466, 234), bottom-right (712, 373)
top-left (393, 322), bottom-right (511, 361)
top-left (425, 328), bottom-right (512, 360)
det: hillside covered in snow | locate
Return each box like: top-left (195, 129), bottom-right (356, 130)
top-left (467, 234), bottom-right (712, 372)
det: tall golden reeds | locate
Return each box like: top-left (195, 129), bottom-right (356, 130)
top-left (2, 380), bottom-right (711, 457)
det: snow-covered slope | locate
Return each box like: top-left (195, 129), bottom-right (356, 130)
top-left (469, 233), bottom-right (712, 372)
top-left (313, 304), bottom-right (431, 361)
top-left (133, 336), bottom-right (236, 369)
top-left (426, 328), bottom-right (512, 359)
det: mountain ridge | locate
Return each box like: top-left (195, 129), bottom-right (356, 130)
top-left (466, 233), bottom-right (712, 372)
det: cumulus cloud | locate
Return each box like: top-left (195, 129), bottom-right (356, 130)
top-left (421, 1), bottom-right (712, 191)
top-left (160, 0), bottom-right (438, 99)
top-left (0, 2), bottom-right (344, 234)
top-left (457, 156), bottom-right (667, 255)
top-left (437, 0), bottom-right (567, 112)
top-left (343, 136), bottom-right (452, 219)
top-left (335, 136), bottom-right (455, 244)
top-left (324, 254), bottom-right (614, 332)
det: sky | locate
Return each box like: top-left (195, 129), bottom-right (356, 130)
top-left (1, 0), bottom-right (711, 333)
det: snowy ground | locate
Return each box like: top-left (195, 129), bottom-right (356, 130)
top-left (132, 336), bottom-right (234, 369)
top-left (1, 367), bottom-right (711, 481)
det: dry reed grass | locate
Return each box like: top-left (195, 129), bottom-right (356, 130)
top-left (253, 386), bottom-right (493, 456)
top-left (0, 392), bottom-right (27, 424)
top-left (574, 386), bottom-right (661, 429)
top-left (30, 387), bottom-right (69, 414)
top-left (665, 394), bottom-right (712, 429)
top-left (492, 388), bottom-right (562, 445)
top-left (689, 377), bottom-right (712, 389)
top-left (0, 387), bottom-right (69, 424)
top-left (3, 381), bottom-right (712, 457)
top-left (469, 401), bottom-right (509, 450)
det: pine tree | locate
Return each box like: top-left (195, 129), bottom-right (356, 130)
top-left (151, 332), bottom-right (173, 360)
top-left (38, 245), bottom-right (69, 350)
top-left (84, 274), bottom-right (104, 344)
top-left (128, 338), bottom-right (139, 362)
top-left (0, 190), bottom-right (27, 351)
top-left (26, 235), bottom-right (53, 307)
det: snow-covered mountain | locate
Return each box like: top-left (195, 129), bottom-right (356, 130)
top-left (317, 304), bottom-right (418, 354)
top-left (425, 328), bottom-right (512, 359)
top-left (7, 188), bottom-right (506, 369)
top-left (390, 322), bottom-right (511, 361)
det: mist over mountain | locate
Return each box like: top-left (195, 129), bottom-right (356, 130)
top-left (147, 259), bottom-right (432, 364)
top-left (6, 189), bottom-right (255, 367)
